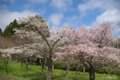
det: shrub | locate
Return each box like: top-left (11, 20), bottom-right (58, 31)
top-left (54, 61), bottom-right (120, 75)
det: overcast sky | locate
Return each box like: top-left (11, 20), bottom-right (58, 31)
top-left (0, 0), bottom-right (120, 37)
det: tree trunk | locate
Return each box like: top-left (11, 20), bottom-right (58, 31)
top-left (46, 51), bottom-right (53, 80)
top-left (3, 58), bottom-right (8, 72)
top-left (3, 58), bottom-right (5, 66)
top-left (26, 63), bottom-right (28, 71)
top-left (5, 59), bottom-right (8, 72)
top-left (42, 66), bottom-right (44, 75)
top-left (77, 66), bottom-right (80, 75)
top-left (52, 62), bottom-right (54, 70)
top-left (83, 66), bottom-right (85, 73)
top-left (89, 68), bottom-right (95, 80)
top-left (77, 59), bottom-right (80, 75)
top-left (16, 59), bottom-right (17, 63)
top-left (33, 60), bottom-right (35, 66)
top-left (5, 62), bottom-right (8, 72)
top-left (66, 66), bottom-right (70, 78)
top-left (21, 61), bottom-right (23, 66)
top-left (30, 58), bottom-right (31, 68)
top-left (11, 59), bottom-right (12, 64)
top-left (39, 58), bottom-right (47, 75)
top-left (25, 58), bottom-right (28, 71)
top-left (39, 58), bottom-right (44, 74)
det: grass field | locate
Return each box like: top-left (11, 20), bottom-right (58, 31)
top-left (0, 59), bottom-right (120, 80)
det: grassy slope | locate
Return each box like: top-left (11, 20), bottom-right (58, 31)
top-left (0, 59), bottom-right (120, 80)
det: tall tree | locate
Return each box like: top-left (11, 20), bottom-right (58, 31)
top-left (13, 15), bottom-right (63, 80)
top-left (0, 28), bottom-right (2, 36)
top-left (2, 19), bottom-right (25, 38)
top-left (57, 22), bottom-right (120, 80)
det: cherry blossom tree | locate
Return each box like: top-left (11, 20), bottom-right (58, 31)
top-left (57, 22), bottom-right (120, 80)
top-left (28, 36), bottom-right (69, 74)
top-left (0, 35), bottom-right (67, 75)
top-left (55, 45), bottom-right (76, 78)
top-left (0, 43), bottom-right (40, 71)
top-left (0, 47), bottom-right (23, 72)
top-left (0, 36), bottom-right (15, 72)
top-left (54, 34), bottom-right (75, 78)
top-left (13, 15), bottom-right (65, 80)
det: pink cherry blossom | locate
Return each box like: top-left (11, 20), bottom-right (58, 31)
top-left (56, 22), bottom-right (120, 80)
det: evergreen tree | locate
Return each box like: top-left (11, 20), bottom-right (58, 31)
top-left (0, 28), bottom-right (2, 36)
top-left (2, 19), bottom-right (26, 38)
top-left (2, 15), bottom-right (50, 38)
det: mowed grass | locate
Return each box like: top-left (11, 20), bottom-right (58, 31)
top-left (0, 59), bottom-right (120, 80)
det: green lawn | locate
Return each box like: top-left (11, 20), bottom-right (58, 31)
top-left (0, 59), bottom-right (120, 80)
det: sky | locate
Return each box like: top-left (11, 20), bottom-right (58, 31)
top-left (0, 0), bottom-right (120, 37)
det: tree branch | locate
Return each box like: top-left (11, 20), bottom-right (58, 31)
top-left (51, 37), bottom-right (63, 50)
top-left (34, 26), bottom-right (51, 50)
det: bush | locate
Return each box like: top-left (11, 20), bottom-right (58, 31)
top-left (54, 61), bottom-right (66, 70)
top-left (95, 65), bottom-right (120, 75)
top-left (54, 61), bottom-right (89, 72)
top-left (54, 61), bottom-right (120, 75)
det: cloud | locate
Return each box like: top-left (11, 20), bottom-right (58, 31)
top-left (48, 13), bottom-right (64, 27)
top-left (77, 0), bottom-right (120, 18)
top-left (50, 0), bottom-right (72, 12)
top-left (29, 0), bottom-right (49, 4)
top-left (0, 9), bottom-right (38, 31)
top-left (37, 8), bottom-right (47, 16)
top-left (62, 15), bottom-right (81, 28)
top-left (62, 22), bottom-right (70, 26)
top-left (66, 16), bottom-right (77, 21)
top-left (2, 0), bottom-right (16, 4)
top-left (23, 4), bottom-right (32, 9)
top-left (91, 9), bottom-right (120, 36)
top-left (91, 9), bottom-right (120, 26)
top-left (23, 6), bottom-right (47, 16)
top-left (0, 4), bottom-right (8, 10)
top-left (78, 0), bottom-right (120, 36)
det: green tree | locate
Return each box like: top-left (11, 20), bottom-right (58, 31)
top-left (2, 15), bottom-right (50, 38)
top-left (0, 28), bottom-right (2, 36)
top-left (2, 19), bottom-right (26, 38)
